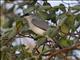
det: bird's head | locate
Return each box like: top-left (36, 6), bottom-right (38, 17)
top-left (21, 13), bottom-right (32, 21)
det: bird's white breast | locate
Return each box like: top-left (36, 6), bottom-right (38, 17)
top-left (29, 21), bottom-right (46, 36)
top-left (25, 16), bottom-right (46, 36)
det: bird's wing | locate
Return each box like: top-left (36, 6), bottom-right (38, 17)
top-left (32, 18), bottom-right (49, 30)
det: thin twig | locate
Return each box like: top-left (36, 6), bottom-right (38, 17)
top-left (47, 43), bottom-right (80, 60)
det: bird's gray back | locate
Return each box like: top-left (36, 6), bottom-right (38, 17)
top-left (32, 16), bottom-right (49, 30)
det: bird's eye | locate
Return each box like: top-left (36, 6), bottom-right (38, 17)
top-left (20, 13), bottom-right (30, 17)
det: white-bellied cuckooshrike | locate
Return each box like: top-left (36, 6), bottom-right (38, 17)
top-left (21, 13), bottom-right (62, 49)
top-left (21, 13), bottom-right (49, 36)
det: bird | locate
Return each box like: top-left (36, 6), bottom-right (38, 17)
top-left (21, 13), bottom-right (49, 36)
top-left (21, 13), bottom-right (62, 49)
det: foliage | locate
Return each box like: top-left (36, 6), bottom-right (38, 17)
top-left (0, 0), bottom-right (80, 60)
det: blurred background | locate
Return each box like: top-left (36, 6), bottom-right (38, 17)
top-left (0, 0), bottom-right (80, 60)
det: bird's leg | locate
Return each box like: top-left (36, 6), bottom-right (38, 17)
top-left (45, 37), bottom-right (55, 48)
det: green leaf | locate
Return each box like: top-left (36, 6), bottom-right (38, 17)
top-left (75, 14), bottom-right (80, 21)
top-left (36, 36), bottom-right (46, 48)
top-left (50, 6), bottom-right (59, 12)
top-left (70, 5), bottom-right (80, 10)
top-left (43, 1), bottom-right (51, 6)
top-left (1, 14), bottom-right (16, 28)
top-left (46, 27), bottom-right (58, 38)
top-left (24, 0), bottom-right (36, 5)
top-left (16, 20), bottom-right (24, 31)
top-left (39, 6), bottom-right (51, 11)
top-left (8, 27), bottom-right (16, 39)
top-left (30, 0), bottom-right (37, 5)
top-left (65, 14), bottom-right (75, 28)
top-left (49, 13), bottom-right (56, 23)
top-left (48, 8), bottom-right (57, 23)
top-left (36, 10), bottom-right (48, 20)
top-left (36, 37), bottom-right (50, 53)
top-left (59, 4), bottom-right (66, 13)
top-left (43, 1), bottom-right (51, 11)
top-left (60, 24), bottom-right (69, 34)
top-left (1, 15), bottom-right (9, 28)
top-left (24, 6), bottom-right (35, 13)
top-left (57, 13), bottom-right (67, 26)
top-left (60, 38), bottom-right (72, 47)
top-left (2, 27), bottom-right (16, 38)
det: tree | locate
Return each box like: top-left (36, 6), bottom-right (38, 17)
top-left (0, 0), bottom-right (80, 60)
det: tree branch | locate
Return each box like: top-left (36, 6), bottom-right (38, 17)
top-left (46, 43), bottom-right (80, 60)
